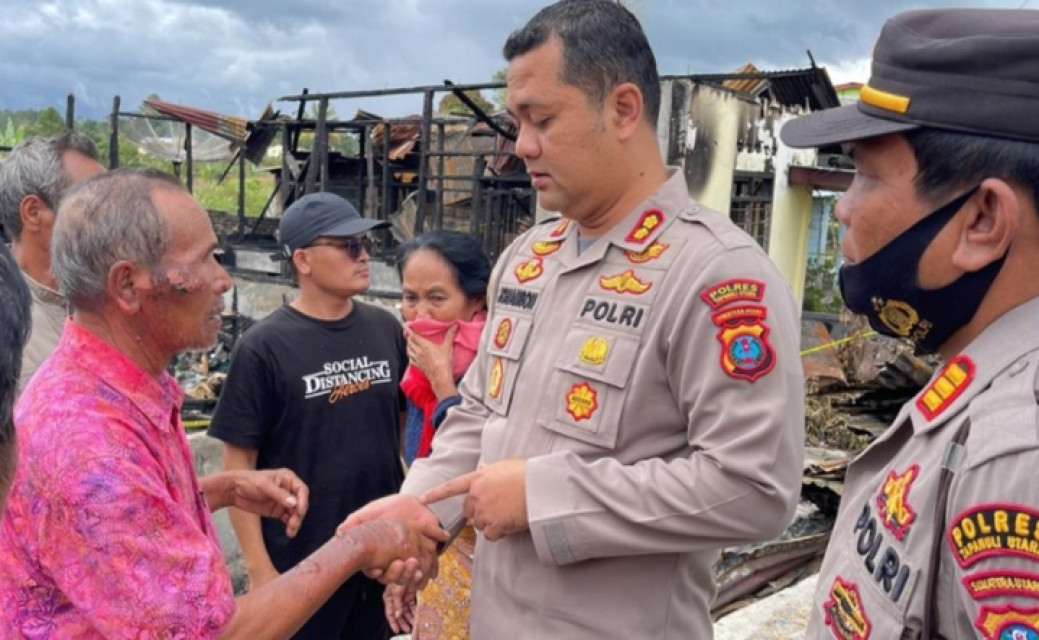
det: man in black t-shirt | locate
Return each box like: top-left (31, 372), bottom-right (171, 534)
top-left (210, 193), bottom-right (407, 640)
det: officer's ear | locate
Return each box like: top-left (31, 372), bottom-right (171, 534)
top-left (952, 178), bottom-right (1020, 273)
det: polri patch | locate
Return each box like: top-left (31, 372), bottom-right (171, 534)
top-left (514, 257), bottom-right (544, 284)
top-left (624, 208), bottom-right (664, 244)
top-left (876, 465), bottom-right (919, 541)
top-left (964, 570), bottom-right (1039, 601)
top-left (823, 576), bottom-right (872, 640)
top-left (949, 504), bottom-right (1039, 568)
top-left (625, 240), bottom-right (670, 264)
top-left (493, 318), bottom-right (513, 349)
top-left (700, 279), bottom-right (765, 309)
top-left (975, 604), bottom-right (1039, 640)
top-left (488, 358), bottom-right (505, 400)
top-left (566, 382), bottom-right (599, 422)
top-left (711, 304), bottom-right (774, 382)
top-left (531, 239), bottom-right (562, 257)
top-left (599, 269), bottom-right (652, 295)
top-left (916, 355), bottom-right (975, 421)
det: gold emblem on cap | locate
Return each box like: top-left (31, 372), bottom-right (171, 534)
top-left (860, 85), bottom-right (910, 115)
top-left (874, 299), bottom-right (919, 337)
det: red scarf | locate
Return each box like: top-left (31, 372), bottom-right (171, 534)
top-left (400, 313), bottom-right (485, 458)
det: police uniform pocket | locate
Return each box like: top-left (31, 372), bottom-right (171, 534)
top-left (483, 314), bottom-right (533, 416)
top-left (814, 541), bottom-right (920, 640)
top-left (538, 331), bottom-right (640, 450)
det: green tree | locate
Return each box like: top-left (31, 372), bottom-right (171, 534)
top-left (438, 89), bottom-right (495, 116)
top-left (492, 68), bottom-right (508, 111)
top-left (25, 107), bottom-right (65, 137)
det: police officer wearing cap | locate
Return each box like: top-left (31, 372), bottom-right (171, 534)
top-left (782, 9), bottom-right (1039, 639)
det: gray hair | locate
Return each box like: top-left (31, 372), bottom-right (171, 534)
top-left (503, 0), bottom-right (661, 128)
top-left (52, 169), bottom-right (181, 312)
top-left (0, 131), bottom-right (100, 241)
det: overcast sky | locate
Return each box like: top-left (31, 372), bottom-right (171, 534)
top-left (0, 0), bottom-right (1025, 121)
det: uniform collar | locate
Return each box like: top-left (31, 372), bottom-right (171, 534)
top-left (908, 296), bottom-right (1039, 434)
top-left (59, 318), bottom-right (184, 432)
top-left (537, 168), bottom-right (689, 268)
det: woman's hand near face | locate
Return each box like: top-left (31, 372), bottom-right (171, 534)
top-left (406, 325), bottom-right (458, 400)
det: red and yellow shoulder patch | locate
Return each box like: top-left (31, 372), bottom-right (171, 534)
top-left (514, 257), bottom-right (544, 283)
top-left (975, 604), bottom-right (1039, 640)
top-left (916, 355), bottom-right (975, 421)
top-left (624, 208), bottom-right (664, 244)
top-left (876, 465), bottom-right (919, 541)
top-left (531, 239), bottom-right (562, 257)
top-left (625, 240), bottom-right (670, 264)
top-left (700, 279), bottom-right (765, 308)
top-left (823, 576), bottom-right (871, 640)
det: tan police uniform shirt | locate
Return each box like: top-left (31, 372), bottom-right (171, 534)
top-left (402, 170), bottom-right (805, 640)
top-left (808, 296), bottom-right (1039, 640)
top-left (18, 272), bottom-right (67, 394)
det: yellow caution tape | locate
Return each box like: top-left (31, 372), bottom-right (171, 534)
top-left (799, 330), bottom-right (877, 357)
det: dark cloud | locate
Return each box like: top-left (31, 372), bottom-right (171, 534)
top-left (0, 0), bottom-right (1021, 120)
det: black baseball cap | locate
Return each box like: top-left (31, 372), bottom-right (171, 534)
top-left (278, 192), bottom-right (389, 258)
top-left (782, 9), bottom-right (1039, 148)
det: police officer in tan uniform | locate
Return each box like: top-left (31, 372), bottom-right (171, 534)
top-left (781, 9), bottom-right (1039, 640)
top-left (346, 2), bottom-right (805, 638)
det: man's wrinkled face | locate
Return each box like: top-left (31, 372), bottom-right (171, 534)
top-left (140, 188), bottom-right (233, 354)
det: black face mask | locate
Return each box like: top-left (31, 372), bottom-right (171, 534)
top-left (838, 185), bottom-right (1007, 354)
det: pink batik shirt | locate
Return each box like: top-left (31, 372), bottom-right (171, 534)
top-left (0, 319), bottom-right (235, 638)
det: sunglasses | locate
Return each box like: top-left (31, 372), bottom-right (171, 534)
top-left (307, 236), bottom-right (374, 260)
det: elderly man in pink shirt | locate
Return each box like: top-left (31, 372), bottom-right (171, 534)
top-left (0, 169), bottom-right (445, 639)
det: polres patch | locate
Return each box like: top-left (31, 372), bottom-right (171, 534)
top-left (876, 465), bottom-right (920, 541)
top-left (823, 576), bottom-right (872, 640)
top-left (964, 570), bottom-right (1039, 601)
top-left (975, 604), bottom-right (1039, 640)
top-left (916, 355), bottom-right (975, 421)
top-left (949, 504), bottom-right (1039, 569)
top-left (710, 305), bottom-right (775, 382)
top-left (700, 279), bottom-right (766, 309)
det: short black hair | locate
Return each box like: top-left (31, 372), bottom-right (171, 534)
top-left (0, 241), bottom-right (30, 505)
top-left (503, 0), bottom-right (661, 128)
top-left (398, 229), bottom-right (491, 301)
top-left (905, 128), bottom-right (1039, 211)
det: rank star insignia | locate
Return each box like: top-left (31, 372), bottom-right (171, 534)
top-left (625, 240), bottom-right (670, 264)
top-left (823, 577), bottom-right (871, 640)
top-left (531, 240), bottom-right (562, 256)
top-left (488, 358), bottom-right (505, 400)
top-left (578, 336), bottom-right (610, 366)
top-left (566, 382), bottom-right (599, 421)
top-left (514, 257), bottom-right (544, 283)
top-left (917, 355), bottom-right (975, 421)
top-left (625, 208), bottom-right (664, 244)
top-left (716, 318), bottom-right (775, 382)
top-left (550, 219), bottom-right (570, 237)
top-left (975, 604), bottom-right (1039, 640)
top-left (876, 465), bottom-right (919, 541)
top-left (493, 318), bottom-right (513, 349)
top-left (599, 269), bottom-right (652, 295)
